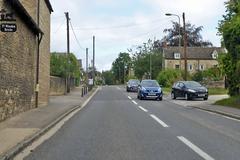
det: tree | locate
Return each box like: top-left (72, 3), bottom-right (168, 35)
top-left (111, 52), bottom-right (131, 84)
top-left (163, 21), bottom-right (212, 47)
top-left (131, 39), bottom-right (163, 79)
top-left (102, 71), bottom-right (114, 85)
top-left (218, 0), bottom-right (240, 96)
top-left (50, 52), bottom-right (81, 85)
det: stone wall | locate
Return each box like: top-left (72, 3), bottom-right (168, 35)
top-left (49, 76), bottom-right (76, 96)
top-left (0, 1), bottom-right (37, 121)
top-left (205, 80), bottom-right (225, 89)
top-left (20, 0), bottom-right (51, 106)
top-left (49, 76), bottom-right (65, 96)
top-left (38, 0), bottom-right (51, 106)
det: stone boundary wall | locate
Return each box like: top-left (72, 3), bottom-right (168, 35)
top-left (49, 76), bottom-right (76, 96)
top-left (49, 76), bottom-right (65, 96)
top-left (205, 80), bottom-right (225, 88)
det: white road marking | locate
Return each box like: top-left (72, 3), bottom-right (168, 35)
top-left (132, 100), bottom-right (138, 105)
top-left (222, 116), bottom-right (240, 122)
top-left (138, 106), bottom-right (148, 112)
top-left (150, 114), bottom-right (169, 128)
top-left (117, 87), bottom-right (121, 90)
top-left (128, 96), bottom-right (132, 100)
top-left (177, 136), bottom-right (215, 160)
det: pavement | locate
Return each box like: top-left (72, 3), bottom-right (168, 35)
top-left (0, 86), bottom-right (98, 160)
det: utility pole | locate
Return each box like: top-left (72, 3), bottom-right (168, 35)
top-left (150, 53), bottom-right (152, 79)
top-left (123, 62), bottom-right (125, 84)
top-left (183, 12), bottom-right (187, 81)
top-left (65, 12), bottom-right (70, 93)
top-left (93, 36), bottom-right (95, 86)
top-left (86, 48), bottom-right (88, 84)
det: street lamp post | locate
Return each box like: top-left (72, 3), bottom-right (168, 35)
top-left (182, 12), bottom-right (187, 81)
top-left (165, 13), bottom-right (181, 70)
top-left (165, 12), bottom-right (187, 80)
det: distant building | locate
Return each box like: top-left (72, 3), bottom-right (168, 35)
top-left (163, 47), bottom-right (226, 74)
top-left (0, 0), bottom-right (52, 121)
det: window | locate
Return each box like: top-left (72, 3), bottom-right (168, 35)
top-left (174, 53), bottom-right (181, 59)
top-left (175, 64), bottom-right (180, 69)
top-left (188, 64), bottom-right (193, 71)
top-left (212, 50), bottom-right (218, 59)
top-left (200, 65), bottom-right (204, 70)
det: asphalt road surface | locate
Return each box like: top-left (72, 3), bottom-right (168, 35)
top-left (24, 86), bottom-right (240, 160)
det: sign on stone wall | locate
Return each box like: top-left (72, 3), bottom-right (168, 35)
top-left (0, 9), bottom-right (17, 32)
top-left (1, 23), bottom-right (17, 32)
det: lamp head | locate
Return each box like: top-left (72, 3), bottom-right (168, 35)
top-left (165, 13), bottom-right (172, 16)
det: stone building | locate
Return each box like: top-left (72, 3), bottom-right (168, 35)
top-left (20, 0), bottom-right (53, 106)
top-left (163, 47), bottom-right (226, 74)
top-left (0, 0), bottom-right (52, 121)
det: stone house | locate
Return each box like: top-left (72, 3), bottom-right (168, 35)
top-left (163, 47), bottom-right (226, 74)
top-left (0, 0), bottom-right (52, 121)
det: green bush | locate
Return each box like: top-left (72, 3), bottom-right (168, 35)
top-left (50, 52), bottom-right (81, 86)
top-left (157, 69), bottom-right (182, 87)
top-left (192, 71), bottom-right (204, 82)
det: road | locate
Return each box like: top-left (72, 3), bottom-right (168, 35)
top-left (23, 86), bottom-right (240, 160)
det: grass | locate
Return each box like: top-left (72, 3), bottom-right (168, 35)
top-left (215, 96), bottom-right (240, 109)
top-left (208, 88), bottom-right (228, 95)
top-left (162, 87), bottom-right (171, 95)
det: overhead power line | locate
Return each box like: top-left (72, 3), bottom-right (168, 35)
top-left (69, 20), bottom-right (85, 51)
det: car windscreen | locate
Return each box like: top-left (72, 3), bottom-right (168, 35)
top-left (141, 81), bottom-right (159, 87)
top-left (129, 80), bottom-right (139, 85)
top-left (184, 81), bottom-right (202, 88)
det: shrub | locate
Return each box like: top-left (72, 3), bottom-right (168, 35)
top-left (157, 69), bottom-right (182, 87)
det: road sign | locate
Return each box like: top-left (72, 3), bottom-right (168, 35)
top-left (0, 23), bottom-right (17, 32)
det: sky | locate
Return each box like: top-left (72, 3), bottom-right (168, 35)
top-left (50, 0), bottom-right (227, 71)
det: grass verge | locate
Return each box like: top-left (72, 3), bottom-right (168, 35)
top-left (215, 96), bottom-right (240, 109)
top-left (208, 88), bottom-right (228, 95)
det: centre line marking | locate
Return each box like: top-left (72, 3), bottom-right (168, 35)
top-left (177, 136), bottom-right (215, 160)
top-left (132, 100), bottom-right (138, 105)
top-left (128, 96), bottom-right (132, 100)
top-left (150, 114), bottom-right (169, 128)
top-left (138, 106), bottom-right (148, 112)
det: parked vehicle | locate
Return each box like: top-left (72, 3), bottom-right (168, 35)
top-left (171, 81), bottom-right (208, 100)
top-left (137, 80), bottom-right (163, 101)
top-left (126, 79), bottom-right (140, 92)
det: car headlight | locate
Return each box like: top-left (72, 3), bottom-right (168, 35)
top-left (158, 88), bottom-right (162, 92)
top-left (142, 87), bottom-right (146, 91)
top-left (187, 89), bottom-right (196, 93)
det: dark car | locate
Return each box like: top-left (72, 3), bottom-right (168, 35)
top-left (137, 80), bottom-right (163, 101)
top-left (126, 79), bottom-right (140, 92)
top-left (171, 81), bottom-right (208, 100)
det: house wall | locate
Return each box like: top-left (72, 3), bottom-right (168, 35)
top-left (0, 1), bottom-right (37, 121)
top-left (165, 59), bottom-right (219, 73)
top-left (20, 0), bottom-right (51, 106)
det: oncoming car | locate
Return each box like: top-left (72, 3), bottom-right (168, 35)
top-left (126, 79), bottom-right (140, 92)
top-left (171, 81), bottom-right (208, 100)
top-left (137, 80), bottom-right (163, 101)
